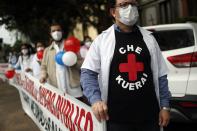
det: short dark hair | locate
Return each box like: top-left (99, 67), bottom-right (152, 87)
top-left (49, 21), bottom-right (63, 40)
top-left (20, 43), bottom-right (34, 58)
top-left (108, 0), bottom-right (116, 8)
top-left (21, 43), bottom-right (28, 49)
top-left (50, 21), bottom-right (62, 28)
top-left (49, 21), bottom-right (63, 32)
top-left (36, 41), bottom-right (45, 47)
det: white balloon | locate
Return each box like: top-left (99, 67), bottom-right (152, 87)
top-left (62, 51), bottom-right (77, 66)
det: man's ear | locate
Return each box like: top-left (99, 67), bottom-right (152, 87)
top-left (110, 8), bottom-right (116, 18)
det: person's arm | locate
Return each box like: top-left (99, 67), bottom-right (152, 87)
top-left (40, 49), bottom-right (48, 83)
top-left (81, 68), bottom-right (108, 122)
top-left (80, 36), bottom-right (109, 122)
top-left (152, 34), bottom-right (171, 106)
top-left (80, 68), bottom-right (101, 104)
top-left (159, 75), bottom-right (171, 108)
top-left (159, 76), bottom-right (171, 127)
top-left (153, 36), bottom-right (171, 127)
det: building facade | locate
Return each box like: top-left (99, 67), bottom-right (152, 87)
top-left (138, 0), bottom-right (197, 26)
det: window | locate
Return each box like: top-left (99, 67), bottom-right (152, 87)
top-left (152, 29), bottom-right (194, 51)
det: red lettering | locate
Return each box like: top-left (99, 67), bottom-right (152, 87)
top-left (38, 87), bottom-right (46, 105)
top-left (46, 91), bottom-right (56, 115)
top-left (74, 106), bottom-right (82, 131)
top-left (39, 87), bottom-right (49, 107)
top-left (84, 112), bottom-right (93, 131)
top-left (68, 104), bottom-right (75, 131)
top-left (74, 106), bottom-right (79, 124)
top-left (78, 108), bottom-right (86, 131)
top-left (64, 100), bottom-right (71, 128)
top-left (15, 73), bottom-right (22, 85)
top-left (55, 95), bottom-right (67, 122)
top-left (56, 95), bottom-right (64, 112)
top-left (25, 78), bottom-right (37, 100)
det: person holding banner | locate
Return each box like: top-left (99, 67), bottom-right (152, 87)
top-left (14, 43), bottom-right (34, 73)
top-left (40, 22), bottom-right (83, 99)
top-left (30, 42), bottom-right (45, 78)
top-left (80, 0), bottom-right (171, 131)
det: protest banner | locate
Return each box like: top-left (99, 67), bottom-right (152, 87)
top-left (6, 70), bottom-right (106, 131)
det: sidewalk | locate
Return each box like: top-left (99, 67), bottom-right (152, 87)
top-left (0, 81), bottom-right (39, 131)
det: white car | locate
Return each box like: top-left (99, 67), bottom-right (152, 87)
top-left (144, 22), bottom-right (197, 122)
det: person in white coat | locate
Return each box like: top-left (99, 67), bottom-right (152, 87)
top-left (80, 0), bottom-right (171, 131)
top-left (30, 42), bottom-right (45, 78)
top-left (14, 43), bottom-right (34, 73)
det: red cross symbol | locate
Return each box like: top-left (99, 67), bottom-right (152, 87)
top-left (119, 54), bottom-right (144, 81)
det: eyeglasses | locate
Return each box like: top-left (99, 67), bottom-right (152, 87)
top-left (114, 2), bottom-right (138, 9)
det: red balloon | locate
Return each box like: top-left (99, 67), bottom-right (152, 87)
top-left (5, 70), bottom-right (15, 79)
top-left (64, 36), bottom-right (80, 53)
top-left (37, 50), bottom-right (44, 60)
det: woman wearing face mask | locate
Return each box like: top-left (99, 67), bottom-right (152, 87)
top-left (14, 43), bottom-right (34, 73)
top-left (81, 0), bottom-right (171, 131)
top-left (29, 42), bottom-right (45, 78)
top-left (8, 50), bottom-right (18, 68)
top-left (80, 36), bottom-right (92, 59)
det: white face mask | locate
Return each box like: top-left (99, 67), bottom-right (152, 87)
top-left (119, 5), bottom-right (139, 26)
top-left (21, 49), bottom-right (28, 55)
top-left (51, 31), bottom-right (62, 41)
top-left (37, 47), bottom-right (44, 52)
top-left (84, 41), bottom-right (92, 47)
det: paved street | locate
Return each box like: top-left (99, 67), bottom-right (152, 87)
top-left (0, 81), bottom-right (39, 131)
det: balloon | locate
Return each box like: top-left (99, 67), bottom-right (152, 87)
top-left (55, 51), bottom-right (65, 65)
top-left (5, 70), bottom-right (15, 79)
top-left (62, 51), bottom-right (77, 67)
top-left (64, 36), bottom-right (80, 53)
top-left (37, 50), bottom-right (44, 60)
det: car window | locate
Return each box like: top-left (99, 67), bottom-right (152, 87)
top-left (151, 29), bottom-right (195, 51)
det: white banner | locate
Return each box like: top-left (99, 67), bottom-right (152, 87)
top-left (6, 70), bottom-right (106, 131)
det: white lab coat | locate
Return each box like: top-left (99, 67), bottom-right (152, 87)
top-left (82, 24), bottom-right (168, 106)
top-left (30, 54), bottom-right (41, 78)
top-left (15, 55), bottom-right (34, 73)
